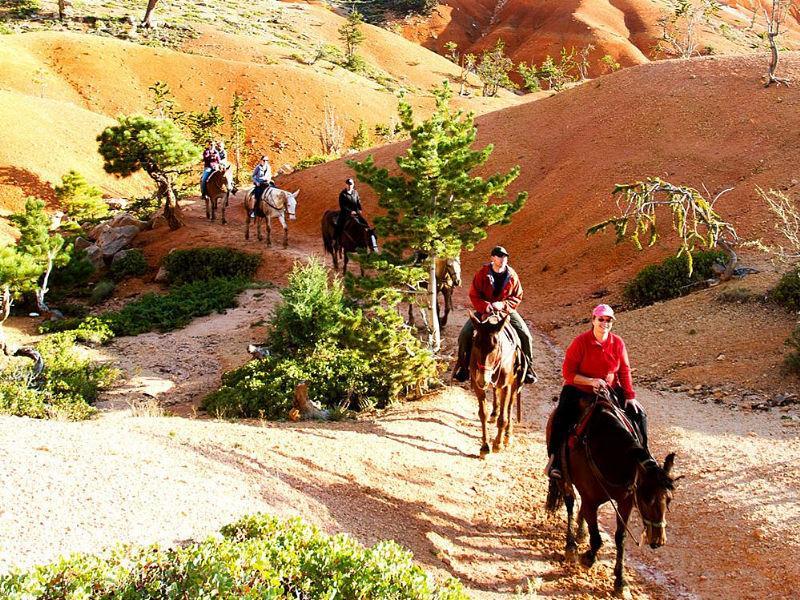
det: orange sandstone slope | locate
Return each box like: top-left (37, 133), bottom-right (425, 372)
top-left (400, 0), bottom-right (800, 77)
top-left (281, 53), bottom-right (800, 326)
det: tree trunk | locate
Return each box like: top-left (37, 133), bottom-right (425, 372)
top-left (142, 0), bottom-right (159, 28)
top-left (35, 255), bottom-right (54, 313)
top-left (58, 0), bottom-right (73, 21)
top-left (153, 173), bottom-right (183, 230)
top-left (0, 286), bottom-right (12, 356)
top-left (428, 256), bottom-right (441, 352)
top-left (718, 240), bottom-right (738, 282)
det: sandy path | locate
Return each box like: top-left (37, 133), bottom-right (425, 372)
top-left (2, 283), bottom-right (798, 598)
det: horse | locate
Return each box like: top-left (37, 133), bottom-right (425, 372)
top-left (407, 254), bottom-right (462, 329)
top-left (203, 168), bottom-right (231, 224)
top-left (244, 186), bottom-right (299, 248)
top-left (545, 388), bottom-right (678, 596)
top-left (468, 312), bottom-right (524, 457)
top-left (321, 209), bottom-right (378, 275)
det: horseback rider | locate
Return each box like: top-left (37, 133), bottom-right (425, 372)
top-left (251, 155), bottom-right (273, 217)
top-left (547, 304), bottom-right (649, 480)
top-left (335, 177), bottom-right (369, 243)
top-left (200, 141), bottom-right (220, 197)
top-left (453, 246), bottom-right (537, 385)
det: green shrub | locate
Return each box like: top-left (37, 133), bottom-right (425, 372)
top-left (206, 259), bottom-right (436, 419)
top-left (54, 170), bottom-right (109, 222)
top-left (783, 323), bottom-right (800, 374)
top-left (0, 333), bottom-right (118, 420)
top-left (623, 250), bottom-right (726, 307)
top-left (49, 245), bottom-right (95, 291)
top-left (0, 514), bottom-right (467, 599)
top-left (89, 279), bottom-right (115, 305)
top-left (163, 247), bottom-right (261, 284)
top-left (294, 154), bottom-right (334, 170)
top-left (769, 267), bottom-right (800, 311)
top-left (110, 249), bottom-right (148, 280)
top-left (7, 0), bottom-right (40, 18)
top-left (127, 194), bottom-right (162, 220)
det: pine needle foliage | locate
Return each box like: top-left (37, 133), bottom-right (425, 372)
top-left (54, 170), bottom-right (109, 222)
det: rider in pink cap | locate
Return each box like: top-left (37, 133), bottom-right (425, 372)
top-left (546, 304), bottom-right (648, 479)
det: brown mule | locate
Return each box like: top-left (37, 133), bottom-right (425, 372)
top-left (320, 210), bottom-right (378, 275)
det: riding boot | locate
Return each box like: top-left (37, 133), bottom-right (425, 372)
top-left (453, 318), bottom-right (474, 382)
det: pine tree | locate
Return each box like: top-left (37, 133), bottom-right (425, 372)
top-left (350, 119), bottom-right (372, 151)
top-left (338, 7), bottom-right (366, 69)
top-left (347, 83), bottom-right (527, 350)
top-left (476, 39), bottom-right (517, 97)
top-left (54, 170), bottom-right (109, 221)
top-left (0, 245), bottom-right (40, 355)
top-left (229, 91), bottom-right (248, 186)
top-left (97, 115), bottom-right (200, 230)
top-left (8, 198), bottom-right (68, 313)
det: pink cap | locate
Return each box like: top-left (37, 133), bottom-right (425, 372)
top-left (592, 304), bottom-right (615, 318)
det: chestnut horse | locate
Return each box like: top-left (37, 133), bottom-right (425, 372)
top-left (468, 313), bottom-right (524, 457)
top-left (203, 168), bottom-right (231, 224)
top-left (244, 186), bottom-right (299, 248)
top-left (407, 254), bottom-right (462, 329)
top-left (546, 388), bottom-right (678, 596)
top-left (321, 209), bottom-right (378, 274)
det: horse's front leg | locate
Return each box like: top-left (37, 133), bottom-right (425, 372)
top-left (580, 503), bottom-right (602, 568)
top-left (492, 386), bottom-right (509, 452)
top-left (205, 196), bottom-right (211, 220)
top-left (265, 214), bottom-right (272, 247)
top-left (489, 388), bottom-right (498, 423)
top-left (503, 385), bottom-right (517, 447)
top-left (440, 287), bottom-right (452, 328)
top-left (244, 202), bottom-right (251, 240)
top-left (474, 385), bottom-right (490, 457)
top-left (280, 215), bottom-right (288, 248)
top-left (613, 495), bottom-right (635, 597)
top-left (221, 192), bottom-right (228, 225)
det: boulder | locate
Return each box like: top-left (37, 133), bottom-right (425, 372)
top-left (84, 244), bottom-right (104, 269)
top-left (149, 214), bottom-right (168, 230)
top-left (105, 198), bottom-right (129, 211)
top-left (97, 225), bottom-right (140, 258)
top-left (153, 265), bottom-right (169, 283)
top-left (88, 222), bottom-right (110, 241)
top-left (111, 249), bottom-right (131, 265)
top-left (108, 212), bottom-right (148, 231)
top-left (73, 236), bottom-right (93, 252)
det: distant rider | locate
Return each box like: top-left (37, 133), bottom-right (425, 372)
top-left (335, 177), bottom-right (369, 242)
top-left (251, 155), bottom-right (273, 217)
top-left (200, 141), bottom-right (220, 197)
top-left (215, 140), bottom-right (234, 191)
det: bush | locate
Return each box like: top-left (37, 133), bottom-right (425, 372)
top-left (54, 170), bottom-right (109, 222)
top-left (49, 244), bottom-right (95, 292)
top-left (783, 324), bottom-right (800, 374)
top-left (127, 194), bottom-right (162, 220)
top-left (623, 250), bottom-right (726, 307)
top-left (163, 247), bottom-right (261, 284)
top-left (0, 332), bottom-right (118, 420)
top-left (0, 514), bottom-right (467, 599)
top-left (110, 249), bottom-right (148, 280)
top-left (769, 267), bottom-right (800, 311)
top-left (205, 259), bottom-right (437, 418)
top-left (294, 154), bottom-right (333, 170)
top-left (7, 0), bottom-right (40, 18)
top-left (89, 279), bottom-right (115, 305)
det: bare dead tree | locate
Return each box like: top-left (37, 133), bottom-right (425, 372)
top-left (657, 0), bottom-right (719, 58)
top-left (759, 186), bottom-right (800, 261)
top-left (764, 0), bottom-right (792, 87)
top-left (319, 103), bottom-right (344, 157)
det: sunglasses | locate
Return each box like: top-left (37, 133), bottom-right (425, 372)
top-left (596, 317), bottom-right (614, 323)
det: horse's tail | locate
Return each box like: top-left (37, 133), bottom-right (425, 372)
top-left (546, 476), bottom-right (564, 513)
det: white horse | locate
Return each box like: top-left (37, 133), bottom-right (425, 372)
top-left (244, 186), bottom-right (299, 248)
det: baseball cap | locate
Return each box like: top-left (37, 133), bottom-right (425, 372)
top-left (490, 246), bottom-right (509, 257)
top-left (592, 304), bottom-right (615, 319)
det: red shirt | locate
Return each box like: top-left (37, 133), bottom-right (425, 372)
top-left (468, 264), bottom-right (523, 315)
top-left (562, 329), bottom-right (636, 400)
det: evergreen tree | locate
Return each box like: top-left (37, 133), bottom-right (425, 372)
top-left (54, 170), bottom-right (109, 221)
top-left (338, 8), bottom-right (366, 69)
top-left (0, 245), bottom-right (40, 355)
top-left (8, 198), bottom-right (68, 313)
top-left (350, 119), bottom-right (372, 151)
top-left (187, 105), bottom-right (224, 146)
top-left (347, 83), bottom-right (527, 350)
top-left (229, 91), bottom-right (248, 186)
top-left (97, 115), bottom-right (200, 230)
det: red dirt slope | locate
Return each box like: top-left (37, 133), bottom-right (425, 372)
top-left (278, 52), bottom-right (800, 327)
top-left (400, 0), bottom-right (800, 77)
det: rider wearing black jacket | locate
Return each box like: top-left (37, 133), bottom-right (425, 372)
top-left (335, 178), bottom-right (368, 239)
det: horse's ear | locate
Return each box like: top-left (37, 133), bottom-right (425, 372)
top-left (663, 452), bottom-right (676, 476)
top-left (293, 189), bottom-right (300, 198)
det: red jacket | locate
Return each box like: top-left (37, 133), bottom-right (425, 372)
top-left (468, 263), bottom-right (523, 315)
top-left (562, 329), bottom-right (636, 400)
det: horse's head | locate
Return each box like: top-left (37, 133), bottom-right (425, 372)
top-left (446, 256), bottom-right (462, 287)
top-left (469, 312), bottom-right (509, 389)
top-left (636, 453), bottom-right (678, 549)
top-left (286, 189), bottom-right (299, 220)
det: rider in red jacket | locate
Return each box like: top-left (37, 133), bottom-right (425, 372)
top-left (453, 246), bottom-right (537, 384)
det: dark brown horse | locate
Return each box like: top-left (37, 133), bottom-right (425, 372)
top-left (321, 209), bottom-right (378, 274)
top-left (468, 313), bottom-right (524, 457)
top-left (546, 389), bottom-right (678, 596)
top-left (407, 255), bottom-right (462, 329)
top-left (203, 168), bottom-right (230, 224)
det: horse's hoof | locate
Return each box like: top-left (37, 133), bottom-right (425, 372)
top-left (479, 445), bottom-right (490, 458)
top-left (221, 220), bottom-right (226, 225)
top-left (580, 551), bottom-right (595, 569)
top-left (565, 548), bottom-right (578, 563)
top-left (503, 436), bottom-right (513, 448)
top-left (488, 414), bottom-right (497, 423)
top-left (614, 583), bottom-right (631, 599)
top-left (491, 443), bottom-right (502, 453)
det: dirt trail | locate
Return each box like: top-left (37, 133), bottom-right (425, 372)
top-left (2, 201), bottom-right (799, 598)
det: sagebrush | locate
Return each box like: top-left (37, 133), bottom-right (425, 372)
top-left (624, 250), bottom-right (726, 306)
top-left (163, 246), bottom-right (261, 284)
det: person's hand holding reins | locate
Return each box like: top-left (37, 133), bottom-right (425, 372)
top-left (591, 378), bottom-right (607, 393)
top-left (490, 301), bottom-right (505, 312)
